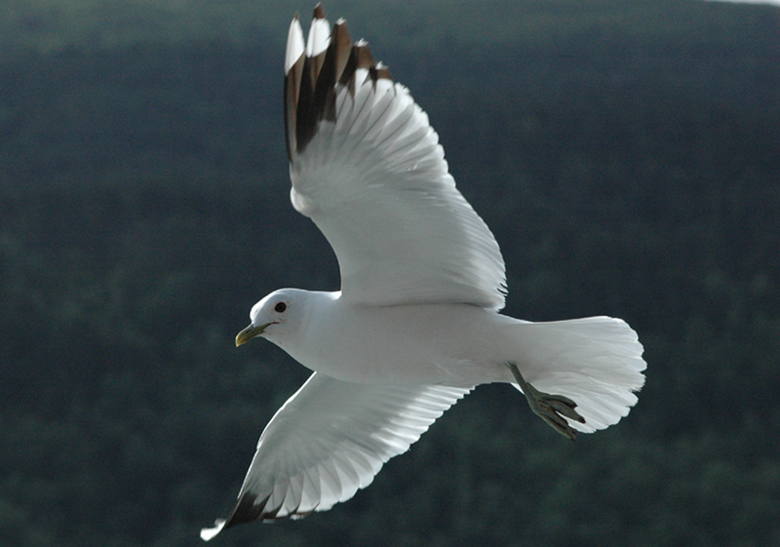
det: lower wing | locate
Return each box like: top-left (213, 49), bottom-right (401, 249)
top-left (201, 372), bottom-right (471, 540)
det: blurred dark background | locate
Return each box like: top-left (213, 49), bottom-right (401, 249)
top-left (2, 0), bottom-right (779, 545)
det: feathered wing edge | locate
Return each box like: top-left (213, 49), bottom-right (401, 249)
top-left (285, 4), bottom-right (393, 162)
top-left (201, 373), bottom-right (471, 540)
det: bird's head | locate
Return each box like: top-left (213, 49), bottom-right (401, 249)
top-left (236, 288), bottom-right (307, 347)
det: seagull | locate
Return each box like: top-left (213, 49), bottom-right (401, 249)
top-left (201, 4), bottom-right (646, 540)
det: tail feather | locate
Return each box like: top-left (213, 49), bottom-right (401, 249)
top-left (513, 316), bottom-right (646, 433)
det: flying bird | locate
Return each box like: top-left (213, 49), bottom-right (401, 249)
top-left (201, 4), bottom-right (646, 540)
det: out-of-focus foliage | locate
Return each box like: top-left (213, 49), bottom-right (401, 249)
top-left (1, 0), bottom-right (779, 545)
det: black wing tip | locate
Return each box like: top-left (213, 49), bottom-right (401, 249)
top-left (285, 4), bottom-right (394, 161)
top-left (222, 492), bottom-right (270, 529)
top-left (206, 490), bottom-right (316, 538)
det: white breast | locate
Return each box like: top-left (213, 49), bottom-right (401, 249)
top-left (282, 297), bottom-right (510, 387)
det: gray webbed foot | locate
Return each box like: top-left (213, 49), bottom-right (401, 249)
top-left (505, 362), bottom-right (585, 441)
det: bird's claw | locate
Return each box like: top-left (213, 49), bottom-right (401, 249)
top-left (505, 362), bottom-right (585, 441)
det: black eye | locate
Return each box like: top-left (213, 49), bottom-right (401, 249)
top-left (274, 302), bottom-right (287, 313)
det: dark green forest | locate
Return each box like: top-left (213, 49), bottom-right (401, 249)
top-left (2, 0), bottom-right (780, 545)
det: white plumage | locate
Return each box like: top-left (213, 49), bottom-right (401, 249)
top-left (229, 375), bottom-right (468, 518)
top-left (201, 5), bottom-right (646, 540)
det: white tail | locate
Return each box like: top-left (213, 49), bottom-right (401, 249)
top-left (511, 316), bottom-right (646, 433)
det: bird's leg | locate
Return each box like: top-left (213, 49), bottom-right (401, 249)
top-left (505, 362), bottom-right (585, 441)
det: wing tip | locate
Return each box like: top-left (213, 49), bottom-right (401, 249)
top-left (285, 15), bottom-right (305, 75)
top-left (199, 519), bottom-right (226, 541)
top-left (202, 489), bottom-right (320, 539)
top-left (200, 492), bottom-right (270, 540)
top-left (285, 4), bottom-right (394, 161)
top-left (306, 4), bottom-right (331, 58)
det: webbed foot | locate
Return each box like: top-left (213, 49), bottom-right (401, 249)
top-left (505, 362), bottom-right (585, 440)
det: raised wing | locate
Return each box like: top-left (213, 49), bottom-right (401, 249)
top-left (284, 6), bottom-right (507, 310)
top-left (200, 372), bottom-right (470, 540)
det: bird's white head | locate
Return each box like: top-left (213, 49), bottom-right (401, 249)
top-left (235, 288), bottom-right (309, 347)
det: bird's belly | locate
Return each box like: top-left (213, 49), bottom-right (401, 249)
top-left (291, 302), bottom-right (510, 387)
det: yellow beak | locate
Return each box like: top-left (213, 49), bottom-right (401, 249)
top-left (235, 323), bottom-right (270, 346)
